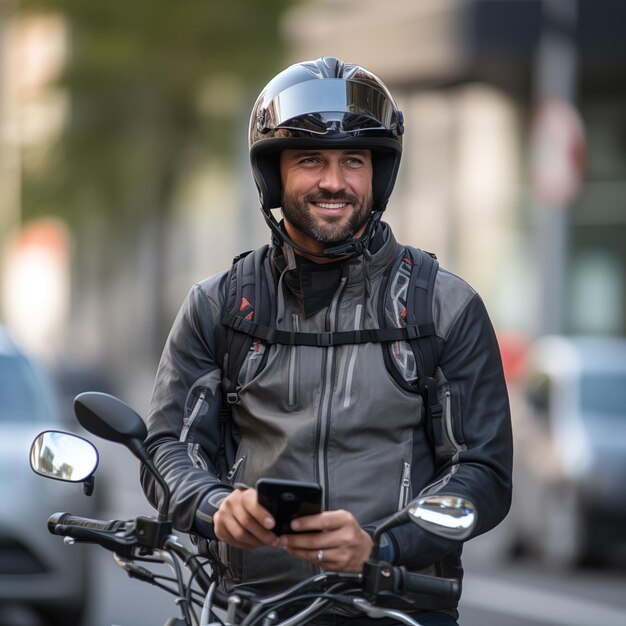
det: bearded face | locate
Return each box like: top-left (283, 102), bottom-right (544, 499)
top-left (279, 149), bottom-right (374, 253)
top-left (281, 189), bottom-right (373, 245)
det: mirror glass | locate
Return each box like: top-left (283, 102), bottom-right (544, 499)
top-left (30, 431), bottom-right (99, 483)
top-left (408, 495), bottom-right (477, 540)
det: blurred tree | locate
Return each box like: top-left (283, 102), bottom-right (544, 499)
top-left (18, 0), bottom-right (300, 360)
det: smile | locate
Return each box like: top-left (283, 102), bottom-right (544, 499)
top-left (314, 202), bottom-right (348, 209)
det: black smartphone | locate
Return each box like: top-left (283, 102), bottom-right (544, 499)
top-left (256, 478), bottom-right (323, 535)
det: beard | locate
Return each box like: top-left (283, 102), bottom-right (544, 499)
top-left (281, 190), bottom-right (373, 245)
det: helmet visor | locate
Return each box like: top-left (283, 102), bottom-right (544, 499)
top-left (260, 78), bottom-right (400, 136)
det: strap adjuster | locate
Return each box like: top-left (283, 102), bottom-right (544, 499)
top-left (406, 324), bottom-right (420, 340)
top-left (317, 332), bottom-right (333, 347)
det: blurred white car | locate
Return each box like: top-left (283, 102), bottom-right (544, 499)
top-left (510, 335), bottom-right (626, 567)
top-left (0, 326), bottom-right (95, 625)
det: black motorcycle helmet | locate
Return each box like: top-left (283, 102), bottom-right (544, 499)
top-left (249, 56), bottom-right (404, 259)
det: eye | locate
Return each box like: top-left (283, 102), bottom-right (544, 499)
top-left (345, 156), bottom-right (365, 167)
top-left (298, 156), bottom-right (320, 165)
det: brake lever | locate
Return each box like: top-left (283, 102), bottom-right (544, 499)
top-left (57, 524), bottom-right (138, 557)
top-left (351, 598), bottom-right (422, 626)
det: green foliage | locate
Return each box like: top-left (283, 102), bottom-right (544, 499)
top-left (20, 0), bottom-right (300, 227)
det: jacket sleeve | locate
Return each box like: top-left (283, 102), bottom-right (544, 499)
top-left (140, 275), bottom-right (233, 537)
top-left (388, 291), bottom-right (513, 569)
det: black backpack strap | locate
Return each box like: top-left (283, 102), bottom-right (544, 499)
top-left (404, 247), bottom-right (443, 447)
top-left (220, 312), bottom-right (434, 346)
top-left (214, 244), bottom-right (442, 475)
top-left (214, 245), bottom-right (271, 477)
top-left (217, 245), bottom-right (271, 399)
top-left (220, 245), bottom-right (434, 348)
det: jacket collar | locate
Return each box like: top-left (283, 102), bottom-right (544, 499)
top-left (270, 222), bottom-right (401, 316)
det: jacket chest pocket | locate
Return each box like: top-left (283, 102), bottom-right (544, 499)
top-left (238, 340), bottom-right (268, 387)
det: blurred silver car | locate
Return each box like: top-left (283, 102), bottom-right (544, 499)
top-left (0, 326), bottom-right (94, 625)
top-left (510, 335), bottom-right (626, 567)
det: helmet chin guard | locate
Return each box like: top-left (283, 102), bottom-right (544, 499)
top-left (249, 57), bottom-right (403, 259)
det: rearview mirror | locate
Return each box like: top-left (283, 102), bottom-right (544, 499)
top-left (408, 495), bottom-right (477, 540)
top-left (30, 431), bottom-right (99, 483)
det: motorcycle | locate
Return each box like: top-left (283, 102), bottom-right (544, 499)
top-left (29, 392), bottom-right (476, 626)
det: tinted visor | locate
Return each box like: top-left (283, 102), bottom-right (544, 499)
top-left (261, 78), bottom-right (400, 136)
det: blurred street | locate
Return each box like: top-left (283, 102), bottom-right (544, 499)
top-left (460, 535), bottom-right (626, 626)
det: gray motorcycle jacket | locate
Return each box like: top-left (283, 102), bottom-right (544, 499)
top-left (141, 224), bottom-right (513, 614)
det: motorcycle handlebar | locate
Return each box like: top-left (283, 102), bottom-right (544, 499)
top-left (363, 560), bottom-right (461, 607)
top-left (400, 570), bottom-right (460, 602)
top-left (46, 512), bottom-right (462, 621)
top-left (47, 512), bottom-right (127, 534)
top-left (47, 512), bottom-right (137, 556)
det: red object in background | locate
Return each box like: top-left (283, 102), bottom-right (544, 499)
top-left (497, 332), bottom-right (529, 382)
top-left (19, 218), bottom-right (69, 252)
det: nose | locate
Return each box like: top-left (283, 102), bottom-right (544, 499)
top-left (318, 160), bottom-right (346, 194)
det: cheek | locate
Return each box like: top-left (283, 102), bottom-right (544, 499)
top-left (283, 171), bottom-right (316, 195)
top-left (350, 173), bottom-right (373, 196)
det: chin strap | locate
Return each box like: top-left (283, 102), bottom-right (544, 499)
top-left (266, 209), bottom-right (383, 261)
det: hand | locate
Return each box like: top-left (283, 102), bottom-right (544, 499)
top-left (213, 488), bottom-right (279, 549)
top-left (277, 509), bottom-right (373, 572)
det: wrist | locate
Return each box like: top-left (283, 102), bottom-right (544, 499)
top-left (363, 527), bottom-right (395, 563)
top-left (194, 487), bottom-right (232, 539)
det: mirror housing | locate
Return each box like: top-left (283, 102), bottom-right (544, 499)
top-left (73, 392), bottom-right (171, 521)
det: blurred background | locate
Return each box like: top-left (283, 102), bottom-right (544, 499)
top-left (1, 0), bottom-right (625, 625)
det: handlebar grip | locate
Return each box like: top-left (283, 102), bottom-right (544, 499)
top-left (47, 512), bottom-right (126, 535)
top-left (402, 571), bottom-right (461, 602)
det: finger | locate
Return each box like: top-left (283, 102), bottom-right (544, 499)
top-left (279, 511), bottom-right (354, 550)
top-left (281, 510), bottom-right (373, 572)
top-left (215, 490), bottom-right (278, 547)
top-left (287, 545), bottom-right (332, 567)
top-left (285, 541), bottom-right (368, 573)
top-left (279, 530), bottom-right (326, 551)
top-left (228, 505), bottom-right (278, 546)
top-left (290, 509), bottom-right (350, 533)
top-left (213, 505), bottom-right (266, 548)
top-left (242, 489), bottom-right (277, 531)
top-left (215, 522), bottom-right (262, 550)
top-left (217, 518), bottom-right (275, 548)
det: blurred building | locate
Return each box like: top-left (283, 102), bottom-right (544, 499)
top-left (283, 0), bottom-right (626, 343)
top-left (3, 0), bottom-right (626, 404)
top-left (0, 10), bottom-right (69, 356)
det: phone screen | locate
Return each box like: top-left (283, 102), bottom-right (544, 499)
top-left (256, 478), bottom-right (323, 535)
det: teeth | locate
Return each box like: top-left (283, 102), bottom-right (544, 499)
top-left (317, 202), bottom-right (346, 209)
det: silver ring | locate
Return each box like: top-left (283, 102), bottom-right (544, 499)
top-left (317, 549), bottom-right (324, 563)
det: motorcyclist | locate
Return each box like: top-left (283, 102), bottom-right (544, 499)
top-left (142, 56), bottom-right (513, 626)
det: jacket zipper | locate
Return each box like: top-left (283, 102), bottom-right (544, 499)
top-left (444, 388), bottom-right (462, 450)
top-left (288, 313), bottom-right (300, 406)
top-left (419, 389), bottom-right (462, 496)
top-left (187, 442), bottom-right (208, 470)
top-left (398, 461), bottom-right (411, 510)
top-left (316, 276), bottom-right (348, 509)
top-left (180, 391), bottom-right (206, 443)
top-left (242, 341), bottom-right (267, 386)
top-left (226, 456), bottom-right (246, 483)
top-left (343, 304), bottom-right (363, 409)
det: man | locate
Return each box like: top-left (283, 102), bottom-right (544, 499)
top-left (142, 57), bottom-right (513, 626)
